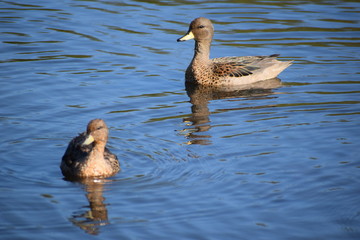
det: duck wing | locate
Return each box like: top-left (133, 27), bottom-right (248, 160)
top-left (212, 62), bottom-right (257, 77)
top-left (62, 132), bottom-right (90, 167)
top-left (212, 55), bottom-right (280, 78)
top-left (104, 147), bottom-right (120, 171)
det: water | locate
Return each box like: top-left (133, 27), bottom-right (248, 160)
top-left (1, 0), bottom-right (359, 239)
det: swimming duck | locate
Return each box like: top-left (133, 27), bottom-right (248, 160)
top-left (177, 17), bottom-right (292, 86)
top-left (61, 119), bottom-right (120, 179)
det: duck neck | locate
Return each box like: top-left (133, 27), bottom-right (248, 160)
top-left (89, 142), bottom-right (106, 161)
top-left (192, 39), bottom-right (211, 63)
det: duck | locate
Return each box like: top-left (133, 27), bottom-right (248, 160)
top-left (177, 17), bottom-right (293, 86)
top-left (61, 119), bottom-right (120, 179)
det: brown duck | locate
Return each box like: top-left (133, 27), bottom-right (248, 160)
top-left (177, 17), bottom-right (293, 86)
top-left (61, 119), bottom-right (120, 179)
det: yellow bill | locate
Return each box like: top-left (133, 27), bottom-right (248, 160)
top-left (82, 134), bottom-right (95, 146)
top-left (177, 31), bottom-right (195, 42)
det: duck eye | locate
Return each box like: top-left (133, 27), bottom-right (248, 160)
top-left (198, 25), bottom-right (205, 29)
top-left (97, 126), bottom-right (103, 130)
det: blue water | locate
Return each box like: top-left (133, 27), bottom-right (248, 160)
top-left (1, 0), bottom-right (360, 239)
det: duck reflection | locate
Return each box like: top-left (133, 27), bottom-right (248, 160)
top-left (183, 78), bottom-right (282, 145)
top-left (69, 178), bottom-right (112, 235)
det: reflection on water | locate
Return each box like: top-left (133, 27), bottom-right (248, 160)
top-left (183, 78), bottom-right (281, 145)
top-left (69, 178), bottom-right (111, 235)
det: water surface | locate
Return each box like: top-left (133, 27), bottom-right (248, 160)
top-left (1, 0), bottom-right (360, 239)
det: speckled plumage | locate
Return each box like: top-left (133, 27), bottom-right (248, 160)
top-left (61, 119), bottom-right (120, 179)
top-left (177, 17), bottom-right (293, 86)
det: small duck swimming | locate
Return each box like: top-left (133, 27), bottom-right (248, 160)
top-left (61, 119), bottom-right (120, 179)
top-left (177, 17), bottom-right (293, 86)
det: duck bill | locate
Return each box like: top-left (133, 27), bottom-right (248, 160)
top-left (177, 31), bottom-right (195, 42)
top-left (82, 134), bottom-right (95, 146)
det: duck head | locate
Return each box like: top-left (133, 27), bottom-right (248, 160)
top-left (177, 17), bottom-right (214, 42)
top-left (82, 119), bottom-right (109, 146)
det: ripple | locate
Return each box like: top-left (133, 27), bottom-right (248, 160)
top-left (1, 0), bottom-right (360, 239)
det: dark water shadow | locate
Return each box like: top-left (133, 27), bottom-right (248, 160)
top-left (67, 178), bottom-right (113, 235)
top-left (183, 78), bottom-right (282, 145)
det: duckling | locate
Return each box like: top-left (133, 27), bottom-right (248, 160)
top-left (61, 119), bottom-right (120, 179)
top-left (177, 17), bottom-right (293, 86)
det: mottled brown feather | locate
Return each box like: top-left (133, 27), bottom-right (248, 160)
top-left (61, 119), bottom-right (120, 179)
top-left (177, 17), bottom-right (293, 86)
